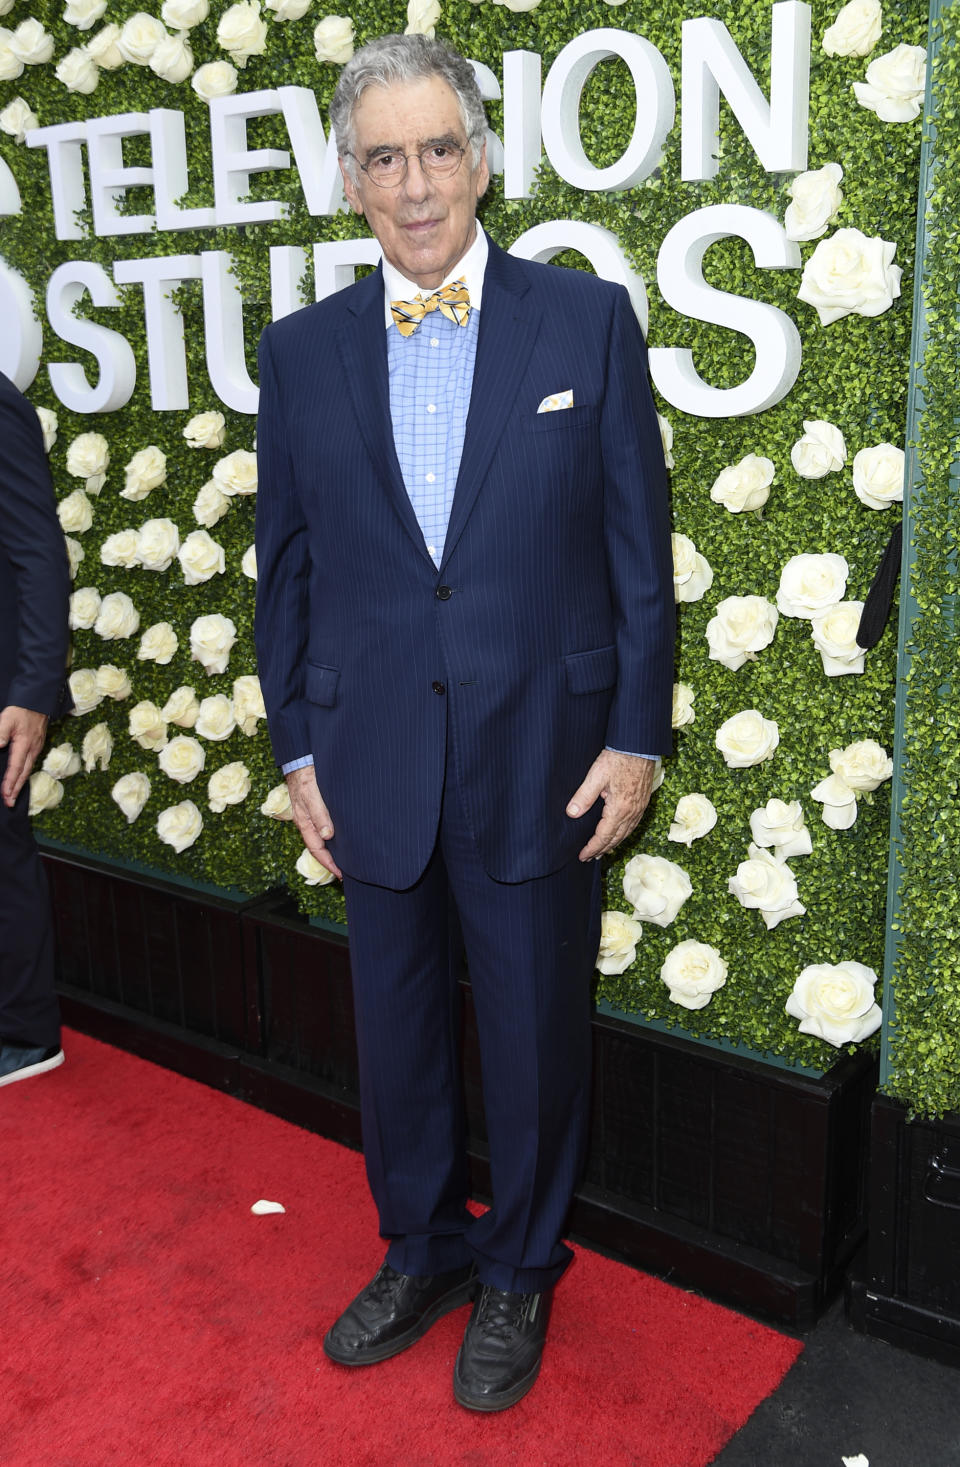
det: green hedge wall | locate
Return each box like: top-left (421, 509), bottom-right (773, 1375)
top-left (0, 0), bottom-right (928, 1070)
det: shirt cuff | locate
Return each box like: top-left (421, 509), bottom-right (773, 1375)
top-left (281, 754), bottom-right (314, 774)
top-left (605, 749), bottom-right (661, 764)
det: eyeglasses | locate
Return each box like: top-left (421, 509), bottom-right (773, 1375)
top-left (351, 139), bottom-right (474, 188)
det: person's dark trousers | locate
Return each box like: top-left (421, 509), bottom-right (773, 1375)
top-left (342, 765), bottom-right (599, 1296)
top-left (0, 748), bottom-right (61, 1049)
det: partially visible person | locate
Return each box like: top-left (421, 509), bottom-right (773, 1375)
top-left (0, 369), bottom-right (71, 1088)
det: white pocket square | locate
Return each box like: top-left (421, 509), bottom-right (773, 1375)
top-left (537, 390), bottom-right (574, 414)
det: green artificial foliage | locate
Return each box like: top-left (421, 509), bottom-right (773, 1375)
top-left (882, 0), bottom-right (960, 1118)
top-left (0, 0), bottom-right (932, 1068)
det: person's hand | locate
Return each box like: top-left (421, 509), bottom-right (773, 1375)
top-left (0, 705), bottom-right (49, 809)
top-left (285, 764), bottom-right (342, 880)
top-left (566, 750), bottom-right (658, 862)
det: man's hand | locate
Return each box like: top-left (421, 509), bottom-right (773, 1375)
top-left (566, 750), bottom-right (658, 863)
top-left (285, 764), bottom-right (342, 880)
top-left (0, 705), bottom-right (49, 809)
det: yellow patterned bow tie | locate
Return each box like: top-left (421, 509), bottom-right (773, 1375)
top-left (390, 278), bottom-right (470, 337)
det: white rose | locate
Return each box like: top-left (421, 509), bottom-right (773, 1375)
top-left (715, 709), bottom-right (780, 769)
top-left (190, 613), bottom-right (236, 675)
top-left (784, 162), bottom-right (844, 242)
top-left (193, 481), bottom-right (231, 528)
top-left (798, 227), bottom-right (902, 327)
top-left (150, 31), bottom-right (193, 83)
top-left (811, 772), bottom-right (858, 830)
top-left (191, 59), bottom-right (238, 99)
top-left (64, 0), bottom-right (108, 27)
top-left (68, 668), bottom-right (103, 716)
top-left (183, 410), bottom-right (226, 449)
top-left (100, 529), bottom-right (141, 569)
top-left (158, 735), bottom-right (205, 784)
top-left (776, 553), bottom-right (849, 618)
top-left (58, 489), bottom-right (94, 535)
top-left (672, 682), bottom-right (695, 729)
top-left (728, 844), bottom-right (806, 929)
top-left (261, 782), bottom-right (293, 820)
top-left (195, 693), bottom-right (236, 741)
top-left (161, 0), bottom-right (209, 28)
top-left (672, 533), bottom-right (713, 604)
top-left (66, 431), bottom-right (109, 492)
top-left (217, 0), bottom-right (267, 65)
top-left (313, 13), bottom-right (354, 62)
top-left (822, 0), bottom-right (882, 56)
top-left (121, 445), bottom-right (167, 501)
top-left (0, 31), bottom-right (23, 83)
top-left (57, 44), bottom-right (100, 91)
top-left (266, 0), bottom-right (311, 18)
top-left (668, 794), bottom-right (717, 847)
top-left (157, 799), bottom-right (203, 852)
top-left (211, 448), bottom-right (257, 496)
top-left (660, 940), bottom-right (728, 1011)
top-left (36, 405), bottom-right (58, 452)
top-left (404, 0), bottom-right (440, 35)
top-left (706, 596), bottom-right (779, 671)
top-left (241, 543), bottom-right (258, 580)
top-left (136, 518), bottom-right (181, 572)
top-left (596, 910), bottom-right (643, 975)
top-left (749, 799), bottom-right (812, 858)
top-left (8, 19), bottom-right (55, 63)
top-left (64, 536), bottom-right (84, 580)
top-left (94, 591), bottom-right (140, 641)
top-left (43, 742), bottom-right (81, 779)
top-left (162, 685), bottom-right (200, 727)
top-left (138, 622), bottom-right (179, 664)
top-left (853, 43), bottom-right (927, 122)
top-left (112, 770), bottom-right (151, 822)
top-left (811, 601), bottom-right (866, 676)
top-left (709, 453), bottom-right (775, 514)
top-left (81, 722), bottom-right (113, 771)
top-left (86, 23), bottom-right (125, 67)
top-left (208, 760), bottom-right (251, 812)
top-left (178, 529), bottom-right (225, 585)
top-left (128, 700), bottom-right (168, 752)
top-left (852, 442), bottom-right (904, 509)
top-left (0, 95), bottom-right (38, 142)
top-left (829, 739), bottom-right (893, 792)
top-left (622, 854), bottom-right (692, 927)
top-left (790, 419), bottom-right (847, 478)
top-left (117, 11), bottom-right (168, 63)
top-left (232, 674), bottom-right (265, 736)
top-left (69, 586), bottom-right (102, 630)
top-left (94, 664), bottom-right (132, 701)
top-left (29, 771), bottom-right (64, 816)
top-left (295, 847), bottom-right (337, 885)
top-left (656, 412), bottom-right (674, 470)
top-left (786, 961), bottom-right (881, 1046)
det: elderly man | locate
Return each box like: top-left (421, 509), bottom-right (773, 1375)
top-left (255, 33), bottom-right (673, 1411)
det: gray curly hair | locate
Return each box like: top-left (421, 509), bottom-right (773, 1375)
top-left (330, 34), bottom-right (488, 181)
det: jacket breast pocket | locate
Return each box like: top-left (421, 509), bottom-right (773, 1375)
top-left (305, 661), bottom-right (340, 706)
top-left (564, 645), bottom-right (617, 694)
top-left (527, 404), bottom-right (600, 434)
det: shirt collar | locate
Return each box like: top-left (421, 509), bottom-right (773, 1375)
top-left (382, 221), bottom-right (488, 329)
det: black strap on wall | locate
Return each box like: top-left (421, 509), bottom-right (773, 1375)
top-left (858, 520), bottom-right (904, 650)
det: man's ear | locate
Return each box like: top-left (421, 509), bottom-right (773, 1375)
top-left (339, 157), bottom-right (364, 216)
top-left (475, 137), bottom-right (490, 201)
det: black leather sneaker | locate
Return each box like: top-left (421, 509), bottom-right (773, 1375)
top-left (453, 1284), bottom-right (552, 1411)
top-left (323, 1261), bottom-right (476, 1365)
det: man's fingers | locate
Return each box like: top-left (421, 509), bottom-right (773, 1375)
top-left (1, 741), bottom-right (30, 808)
top-left (286, 767), bottom-right (342, 879)
top-left (566, 770), bottom-right (604, 819)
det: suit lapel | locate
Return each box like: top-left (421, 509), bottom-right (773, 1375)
top-left (335, 267), bottom-right (434, 563)
top-left (440, 240), bottom-right (541, 572)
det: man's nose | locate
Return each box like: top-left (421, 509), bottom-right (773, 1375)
top-left (401, 153), bottom-right (432, 202)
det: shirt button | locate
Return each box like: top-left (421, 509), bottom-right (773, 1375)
top-left (425, 472), bottom-right (435, 483)
top-left (436, 585), bottom-right (452, 601)
top-left (432, 680), bottom-right (446, 695)
top-left (427, 404), bottom-right (436, 413)
top-left (426, 545), bottom-right (437, 557)
top-left (430, 337), bottom-right (439, 348)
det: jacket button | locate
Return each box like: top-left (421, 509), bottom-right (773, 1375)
top-left (432, 681), bottom-right (446, 695)
top-left (436, 585), bottom-right (452, 601)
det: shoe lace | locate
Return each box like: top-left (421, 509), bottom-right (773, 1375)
top-left (474, 1287), bottom-right (533, 1342)
top-left (364, 1264), bottom-right (404, 1306)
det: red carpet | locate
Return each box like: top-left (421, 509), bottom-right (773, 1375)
top-left (0, 1031), bottom-right (801, 1466)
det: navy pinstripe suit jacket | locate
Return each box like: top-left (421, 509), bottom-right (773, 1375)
top-left (254, 235), bottom-right (675, 889)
